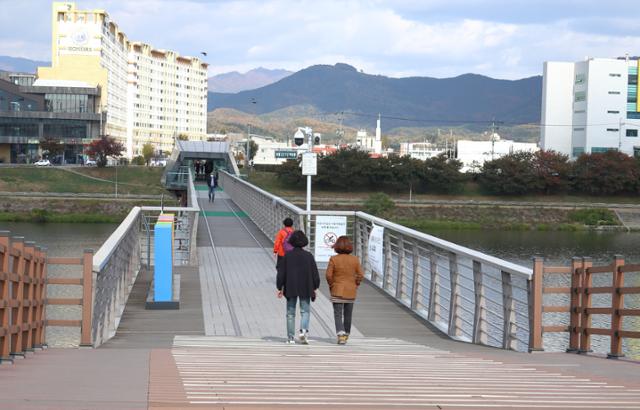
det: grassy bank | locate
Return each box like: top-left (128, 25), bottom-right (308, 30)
top-left (0, 196), bottom-right (178, 224)
top-left (394, 218), bottom-right (593, 232)
top-left (0, 166), bottom-right (168, 195)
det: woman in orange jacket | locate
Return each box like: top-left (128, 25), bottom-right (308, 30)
top-left (273, 217), bottom-right (294, 269)
top-left (325, 236), bottom-right (364, 344)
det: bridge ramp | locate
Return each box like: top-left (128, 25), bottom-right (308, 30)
top-left (196, 186), bottom-right (362, 340)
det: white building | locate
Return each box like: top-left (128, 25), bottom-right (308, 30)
top-left (399, 142), bottom-right (446, 160)
top-left (541, 57), bottom-right (640, 158)
top-left (38, 2), bottom-right (208, 158)
top-left (247, 135), bottom-right (300, 165)
top-left (456, 134), bottom-right (539, 172)
top-left (355, 114), bottom-right (383, 155)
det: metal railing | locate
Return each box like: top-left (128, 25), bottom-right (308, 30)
top-left (220, 171), bottom-right (534, 352)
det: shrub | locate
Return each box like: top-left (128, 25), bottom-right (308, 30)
top-left (131, 155), bottom-right (146, 166)
top-left (364, 192), bottom-right (395, 217)
top-left (568, 208), bottom-right (619, 226)
top-left (572, 151), bottom-right (640, 195)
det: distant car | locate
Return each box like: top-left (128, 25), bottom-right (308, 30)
top-left (34, 159), bottom-right (51, 167)
top-left (85, 159), bottom-right (97, 166)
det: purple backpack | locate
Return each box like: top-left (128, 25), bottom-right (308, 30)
top-left (283, 229), bottom-right (295, 254)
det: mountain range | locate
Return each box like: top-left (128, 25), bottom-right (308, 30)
top-left (207, 67), bottom-right (292, 93)
top-left (0, 55), bottom-right (49, 73)
top-left (208, 63), bottom-right (542, 129)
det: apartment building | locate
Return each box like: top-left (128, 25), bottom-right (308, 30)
top-left (541, 57), bottom-right (640, 158)
top-left (37, 2), bottom-right (208, 158)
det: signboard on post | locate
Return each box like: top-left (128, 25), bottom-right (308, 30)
top-left (314, 215), bottom-right (347, 262)
top-left (367, 224), bottom-right (384, 276)
top-left (275, 149), bottom-right (298, 159)
top-left (302, 152), bottom-right (317, 176)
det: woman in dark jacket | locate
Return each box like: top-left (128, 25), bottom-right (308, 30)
top-left (276, 230), bottom-right (320, 344)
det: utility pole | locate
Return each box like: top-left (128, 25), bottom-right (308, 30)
top-left (618, 117), bottom-right (624, 152)
top-left (246, 124), bottom-right (251, 171)
top-left (490, 119), bottom-right (499, 160)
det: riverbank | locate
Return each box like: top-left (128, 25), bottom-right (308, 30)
top-left (0, 196), bottom-right (176, 223)
top-left (0, 166), bottom-right (168, 195)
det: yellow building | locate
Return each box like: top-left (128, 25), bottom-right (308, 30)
top-left (38, 2), bottom-right (208, 158)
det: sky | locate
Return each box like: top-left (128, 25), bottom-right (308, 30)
top-left (1, 0), bottom-right (640, 79)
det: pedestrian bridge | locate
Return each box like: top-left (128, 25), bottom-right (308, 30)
top-left (0, 171), bottom-right (639, 409)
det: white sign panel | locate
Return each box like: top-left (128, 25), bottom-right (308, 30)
top-left (302, 152), bottom-right (317, 176)
top-left (314, 215), bottom-right (347, 262)
top-left (367, 225), bottom-right (384, 275)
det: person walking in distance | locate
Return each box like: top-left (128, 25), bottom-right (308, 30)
top-left (276, 231), bottom-right (320, 344)
top-left (326, 236), bottom-right (364, 345)
top-left (273, 217), bottom-right (294, 270)
top-left (208, 172), bottom-right (215, 203)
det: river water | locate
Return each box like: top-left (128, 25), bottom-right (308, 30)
top-left (2, 222), bottom-right (638, 358)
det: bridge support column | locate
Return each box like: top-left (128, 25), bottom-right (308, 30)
top-left (472, 260), bottom-right (486, 345)
top-left (410, 243), bottom-right (422, 311)
top-left (528, 257), bottom-right (544, 352)
top-left (501, 270), bottom-right (516, 350)
top-left (447, 253), bottom-right (461, 337)
top-left (427, 252), bottom-right (440, 323)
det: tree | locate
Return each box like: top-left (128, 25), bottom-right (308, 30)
top-left (39, 137), bottom-right (63, 159)
top-left (86, 135), bottom-right (124, 167)
top-left (142, 143), bottom-right (155, 166)
top-left (419, 154), bottom-right (466, 194)
top-left (478, 151), bottom-right (539, 195)
top-left (178, 133), bottom-right (189, 141)
top-left (249, 140), bottom-right (259, 161)
top-left (532, 150), bottom-right (572, 194)
top-left (572, 151), bottom-right (640, 195)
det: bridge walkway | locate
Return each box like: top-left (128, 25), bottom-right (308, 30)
top-left (0, 185), bottom-right (638, 409)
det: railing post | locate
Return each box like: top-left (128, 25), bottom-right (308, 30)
top-left (427, 252), bottom-right (440, 323)
top-left (447, 252), bottom-right (460, 337)
top-left (22, 241), bottom-right (36, 353)
top-left (80, 249), bottom-right (94, 347)
top-left (0, 232), bottom-right (11, 363)
top-left (410, 242), bottom-right (421, 311)
top-left (472, 260), bottom-right (485, 344)
top-left (578, 257), bottom-right (593, 354)
top-left (501, 270), bottom-right (516, 350)
top-left (395, 237), bottom-right (406, 300)
top-left (529, 257), bottom-right (544, 352)
top-left (34, 246), bottom-right (46, 349)
top-left (568, 257), bottom-right (583, 352)
top-left (608, 255), bottom-right (625, 359)
top-left (10, 237), bottom-right (25, 358)
top-left (383, 232), bottom-right (393, 292)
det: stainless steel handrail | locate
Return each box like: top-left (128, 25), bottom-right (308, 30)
top-left (221, 170), bottom-right (534, 352)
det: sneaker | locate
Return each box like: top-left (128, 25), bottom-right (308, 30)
top-left (285, 337), bottom-right (295, 344)
top-left (298, 329), bottom-right (309, 345)
top-left (337, 334), bottom-right (347, 345)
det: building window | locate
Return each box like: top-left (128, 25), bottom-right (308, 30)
top-left (575, 74), bottom-right (585, 84)
top-left (606, 128), bottom-right (619, 132)
top-left (573, 127), bottom-right (585, 131)
top-left (574, 91), bottom-right (586, 102)
top-left (629, 74), bottom-right (638, 85)
top-left (627, 129), bottom-right (639, 137)
top-left (607, 110), bottom-right (620, 114)
top-left (574, 109), bottom-right (585, 114)
top-left (628, 112), bottom-right (640, 119)
top-left (572, 147), bottom-right (585, 157)
top-left (592, 147), bottom-right (617, 153)
top-left (634, 147), bottom-right (640, 159)
top-left (608, 91), bottom-right (621, 95)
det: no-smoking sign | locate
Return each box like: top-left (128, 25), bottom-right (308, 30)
top-left (324, 232), bottom-right (338, 247)
top-left (314, 216), bottom-right (347, 262)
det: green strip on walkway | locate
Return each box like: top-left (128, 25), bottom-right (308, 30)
top-left (201, 211), bottom-right (248, 217)
top-left (196, 186), bottom-right (223, 191)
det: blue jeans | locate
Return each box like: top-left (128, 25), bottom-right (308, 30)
top-left (286, 297), bottom-right (310, 339)
top-left (208, 185), bottom-right (215, 201)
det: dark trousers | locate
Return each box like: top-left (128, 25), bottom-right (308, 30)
top-left (333, 302), bottom-right (354, 334)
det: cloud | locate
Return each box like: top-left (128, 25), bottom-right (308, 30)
top-left (0, 0), bottom-right (639, 80)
